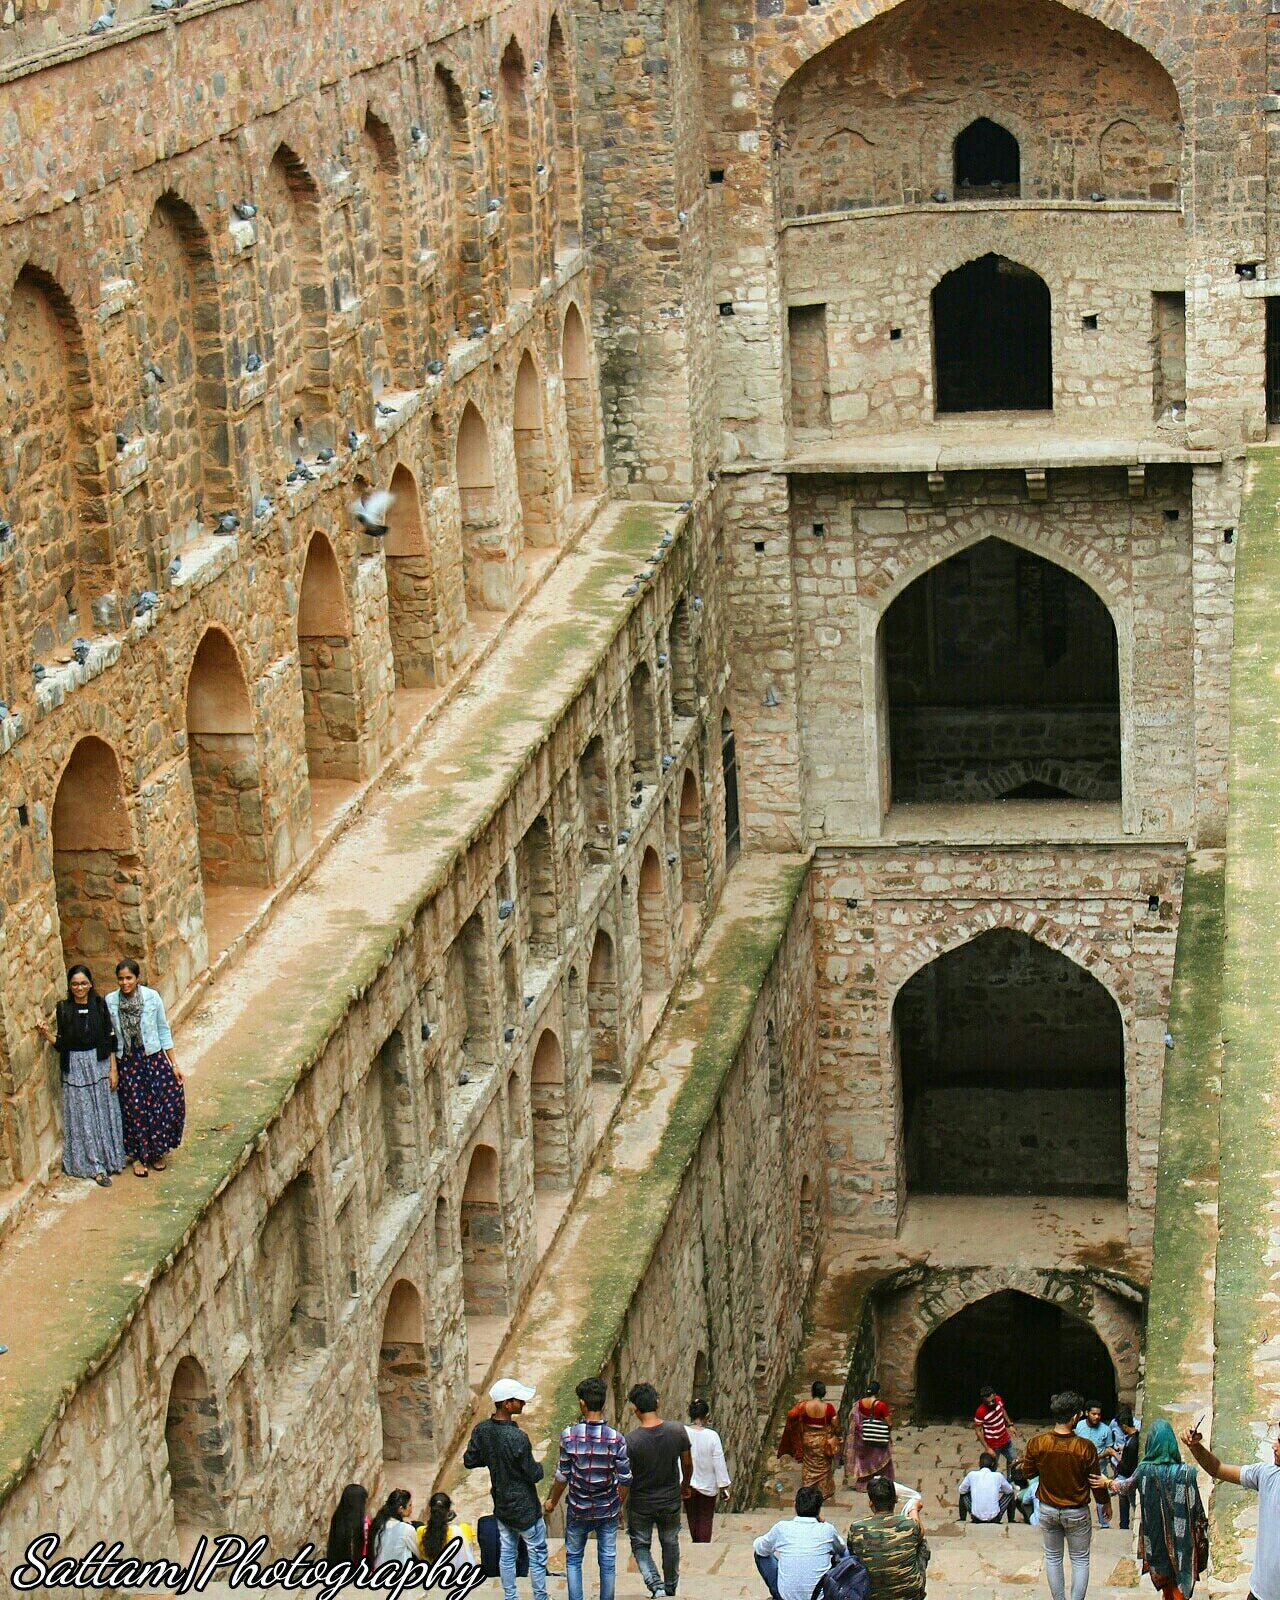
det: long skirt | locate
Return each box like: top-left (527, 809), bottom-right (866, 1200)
top-left (685, 1491), bottom-right (717, 1543)
top-left (801, 1424), bottom-right (835, 1499)
top-left (846, 1413), bottom-right (894, 1490)
top-left (117, 1041), bottom-right (185, 1164)
top-left (62, 1048), bottom-right (126, 1178)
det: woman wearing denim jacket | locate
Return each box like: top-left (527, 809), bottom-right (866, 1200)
top-left (106, 958), bottom-right (184, 1177)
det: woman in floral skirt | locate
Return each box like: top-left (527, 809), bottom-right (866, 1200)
top-left (106, 957), bottom-right (184, 1177)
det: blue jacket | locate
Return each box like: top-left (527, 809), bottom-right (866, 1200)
top-left (106, 985), bottom-right (174, 1056)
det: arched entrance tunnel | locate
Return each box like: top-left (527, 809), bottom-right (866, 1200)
top-left (915, 1290), bottom-right (1118, 1421)
top-left (896, 928), bottom-right (1126, 1196)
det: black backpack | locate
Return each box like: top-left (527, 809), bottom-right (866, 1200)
top-left (812, 1551), bottom-right (872, 1600)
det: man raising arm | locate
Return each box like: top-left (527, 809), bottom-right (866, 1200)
top-left (1182, 1422), bottom-right (1280, 1600)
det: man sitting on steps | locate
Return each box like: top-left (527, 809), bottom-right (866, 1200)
top-left (958, 1452), bottom-right (1018, 1524)
top-left (847, 1475), bottom-right (929, 1600)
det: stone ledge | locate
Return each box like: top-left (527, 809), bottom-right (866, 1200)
top-left (773, 436), bottom-right (1221, 477)
top-left (780, 198), bottom-right (1182, 230)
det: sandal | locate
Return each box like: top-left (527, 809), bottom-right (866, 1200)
top-left (133, 1162), bottom-right (148, 1178)
top-left (94, 1172), bottom-right (111, 1188)
top-left (151, 1157), bottom-right (166, 1171)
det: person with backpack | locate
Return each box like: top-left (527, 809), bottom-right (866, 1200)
top-left (753, 1485), bottom-right (857, 1600)
top-left (846, 1475), bottom-right (929, 1600)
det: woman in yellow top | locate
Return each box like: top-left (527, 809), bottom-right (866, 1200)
top-left (420, 1492), bottom-right (479, 1575)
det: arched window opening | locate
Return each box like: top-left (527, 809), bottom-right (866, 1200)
top-left (669, 600), bottom-right (696, 719)
top-left (766, 1019), bottom-right (783, 1118)
top-left (799, 1177), bottom-right (817, 1269)
top-left (433, 66), bottom-right (484, 332)
top-left (460, 1144), bottom-right (507, 1316)
top-left (578, 736), bottom-right (612, 869)
top-left (507, 1068), bottom-right (523, 1139)
top-left (2, 267), bottom-right (106, 658)
top-left (361, 112), bottom-right (408, 395)
top-left (456, 402), bottom-right (503, 614)
top-left (165, 1358), bottom-right (229, 1557)
top-left (519, 813), bottom-right (558, 960)
top-left (587, 927), bottom-right (619, 1081)
top-left (501, 42), bottom-right (537, 294)
top-left (916, 1290), bottom-right (1117, 1420)
top-left (933, 255), bottom-right (1051, 412)
top-left (561, 304), bottom-right (598, 495)
top-left (454, 911), bottom-right (494, 1071)
top-left (363, 1028), bottom-right (417, 1218)
top-left (384, 462), bottom-right (437, 690)
top-left (264, 146), bottom-right (331, 455)
top-left (720, 712), bottom-right (741, 867)
top-left (678, 767), bottom-right (704, 940)
top-left (297, 535), bottom-right (358, 784)
top-left (186, 629), bottom-right (268, 895)
top-left (513, 351), bottom-right (554, 548)
top-left (548, 17), bottom-right (582, 253)
top-left (629, 663), bottom-right (657, 783)
top-left (895, 929), bottom-right (1125, 1197)
top-left (255, 1170), bottom-right (327, 1364)
top-left (140, 196), bottom-right (226, 547)
top-left (435, 1194), bottom-right (452, 1260)
top-left (638, 847), bottom-right (669, 1013)
top-left (882, 539), bottom-right (1120, 807)
top-left (52, 738), bottom-right (142, 974)
top-left (378, 1281), bottom-right (434, 1468)
top-left (954, 119), bottom-right (1021, 196)
top-left (531, 1028), bottom-right (568, 1190)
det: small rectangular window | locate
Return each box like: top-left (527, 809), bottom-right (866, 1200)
top-left (788, 304), bottom-right (830, 430)
top-left (1152, 291), bottom-right (1186, 418)
top-left (1268, 298), bottom-right (1280, 426)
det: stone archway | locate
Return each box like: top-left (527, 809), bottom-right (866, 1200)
top-left (52, 737), bottom-right (145, 975)
top-left (384, 462), bottom-right (437, 689)
top-left (378, 1279), bottom-right (434, 1469)
top-left (530, 1028), bottom-right (568, 1190)
top-left (460, 1143), bottom-right (507, 1316)
top-left (297, 534), bottom-right (358, 785)
top-left (185, 628), bottom-right (268, 891)
top-left (165, 1356), bottom-right (230, 1557)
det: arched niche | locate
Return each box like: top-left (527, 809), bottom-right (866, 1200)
top-left (933, 254), bottom-right (1051, 412)
top-left (501, 40), bottom-right (537, 293)
top-left (561, 303), bottom-right (598, 496)
top-left (378, 1279), bottom-right (434, 1466)
top-left (52, 737), bottom-right (143, 972)
top-left (637, 846), bottom-right (669, 1002)
top-left (530, 1027), bottom-right (569, 1190)
top-left (384, 462), bottom-right (437, 689)
top-left (297, 535), bottom-right (358, 782)
top-left (954, 118), bottom-right (1020, 194)
top-left (547, 17), bottom-right (582, 252)
top-left (263, 145), bottom-right (331, 454)
top-left (587, 926), bottom-right (619, 1081)
top-left (460, 1143), bottom-right (507, 1316)
top-left (185, 628), bottom-right (268, 890)
top-left (513, 351), bottom-right (554, 548)
top-left (361, 110), bottom-right (407, 393)
top-left (165, 1357), bottom-right (230, 1554)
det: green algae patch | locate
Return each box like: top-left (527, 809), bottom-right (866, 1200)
top-left (1145, 856), bottom-right (1223, 1422)
top-left (1210, 445), bottom-right (1280, 1568)
top-left (0, 502), bottom-right (685, 1509)
top-left (537, 858), bottom-right (809, 1470)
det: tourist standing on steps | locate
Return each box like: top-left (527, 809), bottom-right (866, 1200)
top-left (35, 964), bottom-right (125, 1187)
top-left (464, 1376), bottom-right (549, 1600)
top-left (1108, 1407), bottom-right (1141, 1531)
top-left (1075, 1400), bottom-right (1119, 1527)
top-left (544, 1376), bottom-right (632, 1600)
top-left (1182, 1417), bottom-right (1280, 1600)
top-left (1020, 1391), bottom-right (1099, 1600)
top-left (958, 1452), bottom-right (1018, 1524)
top-left (974, 1385), bottom-right (1018, 1476)
top-left (753, 1485), bottom-right (848, 1600)
top-left (685, 1398), bottom-right (732, 1542)
top-left (846, 1381), bottom-right (895, 1491)
top-left (1091, 1420), bottom-right (1205, 1599)
top-left (781, 1381), bottom-right (840, 1498)
top-left (106, 958), bottom-right (184, 1179)
top-left (846, 1475), bottom-right (929, 1600)
top-left (624, 1382), bottom-right (692, 1597)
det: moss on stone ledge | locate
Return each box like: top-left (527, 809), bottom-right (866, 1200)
top-left (535, 857), bottom-right (810, 1471)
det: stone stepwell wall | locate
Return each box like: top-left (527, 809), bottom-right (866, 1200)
top-left (0, 499), bottom-right (743, 1581)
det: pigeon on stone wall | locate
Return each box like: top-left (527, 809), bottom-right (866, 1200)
top-left (87, 8), bottom-right (114, 32)
top-left (244, 352), bottom-right (263, 373)
top-left (0, 520), bottom-right (12, 542)
top-left (254, 495), bottom-right (272, 519)
top-left (478, 87), bottom-right (493, 102)
top-left (426, 359), bottom-right (444, 376)
top-left (167, 557), bottom-right (181, 580)
top-left (375, 400), bottom-right (396, 417)
top-left (215, 512), bottom-right (241, 534)
top-left (144, 362), bottom-right (165, 384)
top-left (350, 488), bottom-right (393, 537)
top-left (134, 591), bottom-right (158, 615)
top-left (316, 447), bottom-right (336, 463)
top-left (233, 201), bottom-right (257, 220)
top-left (347, 428), bottom-right (360, 451)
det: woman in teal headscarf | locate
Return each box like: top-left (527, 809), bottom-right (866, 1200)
top-left (1093, 1419), bottom-right (1206, 1598)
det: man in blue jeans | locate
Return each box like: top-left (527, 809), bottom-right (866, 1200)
top-left (464, 1376), bottom-right (549, 1600)
top-left (1020, 1391), bottom-right (1099, 1600)
top-left (543, 1375), bottom-right (633, 1600)
top-left (624, 1383), bottom-right (692, 1597)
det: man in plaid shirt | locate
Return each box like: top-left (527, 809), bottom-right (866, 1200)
top-left (544, 1376), bottom-right (633, 1600)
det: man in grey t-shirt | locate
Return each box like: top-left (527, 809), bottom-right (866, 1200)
top-left (1183, 1422), bottom-right (1280, 1599)
top-left (625, 1382), bottom-right (692, 1597)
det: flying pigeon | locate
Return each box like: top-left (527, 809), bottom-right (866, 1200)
top-left (350, 488), bottom-right (393, 536)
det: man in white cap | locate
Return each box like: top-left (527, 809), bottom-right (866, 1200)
top-left (464, 1377), bottom-right (549, 1600)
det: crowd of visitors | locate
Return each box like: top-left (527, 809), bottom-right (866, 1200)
top-left (36, 958), bottom-right (183, 1185)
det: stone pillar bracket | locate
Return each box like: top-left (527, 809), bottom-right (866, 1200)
top-left (1025, 468), bottom-right (1048, 501)
top-left (926, 470), bottom-right (946, 498)
top-left (1127, 465), bottom-right (1146, 499)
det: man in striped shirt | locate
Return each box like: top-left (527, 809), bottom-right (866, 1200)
top-left (973, 1387), bottom-right (1017, 1474)
top-left (544, 1377), bottom-right (633, 1600)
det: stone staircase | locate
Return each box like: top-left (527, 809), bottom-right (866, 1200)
top-left (530, 1425), bottom-right (1141, 1598)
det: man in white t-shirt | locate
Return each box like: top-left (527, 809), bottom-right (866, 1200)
top-left (959, 1453), bottom-right (1018, 1524)
top-left (1183, 1422), bottom-right (1280, 1600)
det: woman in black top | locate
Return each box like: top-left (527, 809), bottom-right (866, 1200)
top-left (35, 964), bottom-right (125, 1186)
